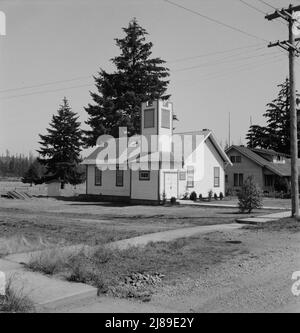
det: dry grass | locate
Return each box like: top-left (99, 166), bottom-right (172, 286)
top-left (0, 235), bottom-right (51, 257)
top-left (26, 236), bottom-right (247, 301)
top-left (0, 276), bottom-right (35, 313)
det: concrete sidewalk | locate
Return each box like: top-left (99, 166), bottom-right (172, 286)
top-left (0, 258), bottom-right (174, 312)
top-left (236, 211), bottom-right (291, 224)
top-left (0, 258), bottom-right (97, 311)
top-left (108, 223), bottom-right (243, 250)
top-left (178, 200), bottom-right (287, 211)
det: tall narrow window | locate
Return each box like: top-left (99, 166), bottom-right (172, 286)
top-left (95, 167), bottom-right (102, 186)
top-left (234, 173), bottom-right (243, 186)
top-left (161, 109), bottom-right (170, 129)
top-left (116, 166), bottom-right (124, 187)
top-left (239, 173), bottom-right (244, 186)
top-left (144, 109), bottom-right (155, 128)
top-left (187, 166), bottom-right (194, 188)
top-left (214, 167), bottom-right (220, 187)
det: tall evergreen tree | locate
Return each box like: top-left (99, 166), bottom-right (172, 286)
top-left (84, 18), bottom-right (170, 146)
top-left (37, 97), bottom-right (84, 187)
top-left (246, 78), bottom-right (300, 155)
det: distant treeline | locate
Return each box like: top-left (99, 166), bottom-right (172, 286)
top-left (0, 151), bottom-right (35, 178)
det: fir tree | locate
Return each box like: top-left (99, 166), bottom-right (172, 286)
top-left (22, 159), bottom-right (44, 186)
top-left (84, 18), bottom-right (170, 146)
top-left (246, 78), bottom-right (300, 155)
top-left (37, 97), bottom-right (84, 187)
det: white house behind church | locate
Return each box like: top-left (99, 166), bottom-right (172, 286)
top-left (82, 100), bottom-right (231, 204)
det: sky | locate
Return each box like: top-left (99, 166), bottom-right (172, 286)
top-left (0, 0), bottom-right (299, 157)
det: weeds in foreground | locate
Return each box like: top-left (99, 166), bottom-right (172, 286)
top-left (27, 238), bottom-right (244, 301)
top-left (0, 277), bottom-right (35, 313)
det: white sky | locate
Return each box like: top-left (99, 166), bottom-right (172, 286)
top-left (0, 0), bottom-right (299, 156)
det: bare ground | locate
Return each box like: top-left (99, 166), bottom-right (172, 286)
top-left (148, 225), bottom-right (300, 313)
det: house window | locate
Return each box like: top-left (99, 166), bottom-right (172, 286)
top-left (225, 175), bottom-right (228, 183)
top-left (95, 167), bottom-right (102, 186)
top-left (144, 109), bottom-right (155, 128)
top-left (230, 156), bottom-right (241, 163)
top-left (187, 166), bottom-right (194, 188)
top-left (264, 175), bottom-right (273, 187)
top-left (234, 173), bottom-right (243, 186)
top-left (139, 170), bottom-right (150, 181)
top-left (179, 171), bottom-right (186, 181)
top-left (161, 109), bottom-right (170, 129)
top-left (214, 167), bottom-right (220, 187)
top-left (116, 167), bottom-right (124, 187)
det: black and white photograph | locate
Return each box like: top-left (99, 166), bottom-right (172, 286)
top-left (0, 0), bottom-right (300, 319)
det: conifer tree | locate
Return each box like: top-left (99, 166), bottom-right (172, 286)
top-left (37, 97), bottom-right (84, 187)
top-left (22, 159), bottom-right (44, 186)
top-left (84, 18), bottom-right (170, 146)
top-left (246, 79), bottom-right (300, 155)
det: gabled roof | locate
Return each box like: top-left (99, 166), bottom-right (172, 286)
top-left (226, 145), bottom-right (293, 177)
top-left (250, 147), bottom-right (290, 158)
top-left (175, 130), bottom-right (232, 165)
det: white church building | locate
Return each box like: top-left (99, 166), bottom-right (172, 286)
top-left (82, 100), bottom-right (231, 204)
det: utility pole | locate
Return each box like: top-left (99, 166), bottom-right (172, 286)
top-left (228, 112), bottom-right (231, 147)
top-left (266, 4), bottom-right (300, 218)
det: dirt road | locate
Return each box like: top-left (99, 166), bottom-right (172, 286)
top-left (148, 227), bottom-right (300, 313)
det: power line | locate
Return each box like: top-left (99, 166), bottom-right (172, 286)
top-left (173, 49), bottom-right (278, 72)
top-left (0, 83), bottom-right (94, 101)
top-left (256, 0), bottom-right (277, 10)
top-left (0, 75), bottom-right (92, 94)
top-left (176, 54), bottom-right (285, 87)
top-left (236, 0), bottom-right (266, 14)
top-left (0, 44), bottom-right (265, 94)
top-left (168, 43), bottom-right (264, 63)
top-left (163, 0), bottom-right (269, 42)
top-left (176, 52), bottom-right (285, 83)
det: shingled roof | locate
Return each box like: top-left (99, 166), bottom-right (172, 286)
top-left (226, 145), bottom-right (296, 177)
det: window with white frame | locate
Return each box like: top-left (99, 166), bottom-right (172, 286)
top-left (214, 167), bottom-right (220, 187)
top-left (187, 166), bottom-right (194, 188)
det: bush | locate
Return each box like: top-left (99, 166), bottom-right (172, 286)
top-left (199, 194), bottom-right (203, 201)
top-left (208, 190), bottom-right (213, 201)
top-left (214, 193), bottom-right (218, 200)
top-left (225, 188), bottom-right (234, 197)
top-left (238, 176), bottom-right (263, 213)
top-left (274, 177), bottom-right (290, 193)
top-left (170, 197), bottom-right (177, 205)
top-left (219, 192), bottom-right (224, 200)
top-left (161, 192), bottom-right (166, 205)
top-left (189, 191), bottom-right (197, 201)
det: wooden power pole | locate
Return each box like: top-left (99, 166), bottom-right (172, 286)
top-left (266, 5), bottom-right (300, 218)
